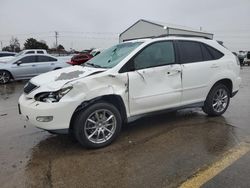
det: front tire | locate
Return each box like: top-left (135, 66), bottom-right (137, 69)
top-left (203, 84), bottom-right (230, 116)
top-left (0, 70), bottom-right (11, 84)
top-left (73, 102), bottom-right (122, 148)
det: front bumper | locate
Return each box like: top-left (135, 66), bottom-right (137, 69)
top-left (18, 94), bottom-right (78, 131)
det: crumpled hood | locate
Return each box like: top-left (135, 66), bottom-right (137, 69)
top-left (30, 65), bottom-right (105, 91)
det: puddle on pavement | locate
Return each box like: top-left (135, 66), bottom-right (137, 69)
top-left (20, 111), bottom-right (248, 188)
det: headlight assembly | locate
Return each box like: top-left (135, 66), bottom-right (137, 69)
top-left (35, 86), bottom-right (73, 103)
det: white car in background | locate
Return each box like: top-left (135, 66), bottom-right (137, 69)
top-left (0, 53), bottom-right (70, 84)
top-left (19, 36), bottom-right (241, 148)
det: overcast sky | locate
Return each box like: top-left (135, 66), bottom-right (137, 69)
top-left (0, 0), bottom-right (249, 51)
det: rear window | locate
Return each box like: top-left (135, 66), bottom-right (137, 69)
top-left (25, 51), bottom-right (35, 54)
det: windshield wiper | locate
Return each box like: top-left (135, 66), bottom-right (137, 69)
top-left (85, 63), bottom-right (103, 68)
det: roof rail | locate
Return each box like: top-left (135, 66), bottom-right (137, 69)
top-left (153, 34), bottom-right (212, 39)
top-left (122, 34), bottom-right (212, 42)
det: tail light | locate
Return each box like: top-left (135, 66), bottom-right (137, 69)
top-left (67, 61), bottom-right (74, 65)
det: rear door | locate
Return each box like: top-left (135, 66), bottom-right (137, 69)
top-left (35, 55), bottom-right (58, 74)
top-left (177, 40), bottom-right (224, 105)
top-left (11, 55), bottom-right (38, 79)
top-left (126, 41), bottom-right (182, 116)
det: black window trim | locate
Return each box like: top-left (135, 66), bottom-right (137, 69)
top-left (37, 55), bottom-right (57, 62)
top-left (176, 40), bottom-right (224, 64)
top-left (16, 55), bottom-right (38, 64)
top-left (119, 40), bottom-right (178, 73)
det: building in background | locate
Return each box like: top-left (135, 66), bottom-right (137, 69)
top-left (119, 19), bottom-right (213, 42)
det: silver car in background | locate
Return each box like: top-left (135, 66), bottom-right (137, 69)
top-left (0, 54), bottom-right (71, 84)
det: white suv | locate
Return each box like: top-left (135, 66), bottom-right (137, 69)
top-left (19, 36), bottom-right (241, 148)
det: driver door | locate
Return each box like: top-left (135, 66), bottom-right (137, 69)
top-left (127, 41), bottom-right (182, 116)
top-left (11, 55), bottom-right (38, 79)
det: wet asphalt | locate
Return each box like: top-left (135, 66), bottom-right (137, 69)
top-left (0, 67), bottom-right (250, 188)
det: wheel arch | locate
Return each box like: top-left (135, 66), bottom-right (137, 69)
top-left (0, 69), bottom-right (14, 79)
top-left (69, 94), bottom-right (128, 131)
top-left (54, 67), bottom-right (62, 70)
top-left (210, 78), bottom-right (233, 97)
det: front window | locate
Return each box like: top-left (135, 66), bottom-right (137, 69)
top-left (18, 56), bottom-right (37, 63)
top-left (85, 42), bottom-right (143, 68)
top-left (133, 41), bottom-right (175, 70)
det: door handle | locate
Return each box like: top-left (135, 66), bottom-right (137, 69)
top-left (32, 64), bottom-right (36, 67)
top-left (51, 63), bottom-right (55, 65)
top-left (167, 70), bottom-right (181, 76)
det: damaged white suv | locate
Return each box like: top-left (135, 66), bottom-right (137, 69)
top-left (19, 36), bottom-right (241, 148)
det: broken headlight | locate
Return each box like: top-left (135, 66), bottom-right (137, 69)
top-left (35, 86), bottom-right (73, 103)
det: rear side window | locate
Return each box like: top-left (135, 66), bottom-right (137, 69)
top-left (205, 45), bottom-right (224, 59)
top-left (37, 55), bottom-right (57, 62)
top-left (37, 51), bottom-right (44, 54)
top-left (178, 41), bottom-right (203, 64)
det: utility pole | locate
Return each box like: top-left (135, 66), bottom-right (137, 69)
top-left (55, 31), bottom-right (58, 48)
top-left (0, 41), bottom-right (2, 50)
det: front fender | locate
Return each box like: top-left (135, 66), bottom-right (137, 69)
top-left (62, 73), bottom-right (130, 116)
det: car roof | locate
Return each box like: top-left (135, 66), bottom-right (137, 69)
top-left (123, 36), bottom-right (230, 55)
top-left (22, 49), bottom-right (46, 51)
top-left (123, 36), bottom-right (214, 43)
top-left (127, 36), bottom-right (212, 43)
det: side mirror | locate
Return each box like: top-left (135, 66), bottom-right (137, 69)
top-left (16, 61), bottom-right (22, 66)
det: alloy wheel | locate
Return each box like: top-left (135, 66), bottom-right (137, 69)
top-left (84, 109), bottom-right (117, 144)
top-left (212, 88), bottom-right (229, 113)
top-left (0, 71), bottom-right (10, 84)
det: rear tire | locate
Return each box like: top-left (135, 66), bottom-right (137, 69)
top-left (0, 70), bottom-right (11, 84)
top-left (203, 84), bottom-right (230, 116)
top-left (73, 102), bottom-right (122, 148)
